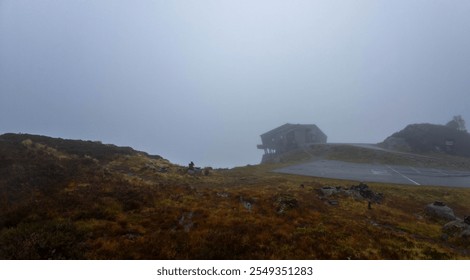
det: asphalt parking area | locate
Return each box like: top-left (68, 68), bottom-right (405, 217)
top-left (274, 160), bottom-right (470, 188)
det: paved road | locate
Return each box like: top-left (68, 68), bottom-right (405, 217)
top-left (275, 160), bottom-right (470, 188)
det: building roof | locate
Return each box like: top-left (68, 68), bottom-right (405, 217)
top-left (260, 123), bottom-right (324, 138)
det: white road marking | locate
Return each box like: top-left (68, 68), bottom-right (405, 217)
top-left (371, 169), bottom-right (388, 175)
top-left (387, 165), bottom-right (421, 185)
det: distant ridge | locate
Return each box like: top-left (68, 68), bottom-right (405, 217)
top-left (0, 133), bottom-right (162, 161)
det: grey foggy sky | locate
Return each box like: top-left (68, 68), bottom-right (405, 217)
top-left (1, 0), bottom-right (469, 168)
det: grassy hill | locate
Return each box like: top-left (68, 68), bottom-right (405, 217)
top-left (381, 123), bottom-right (470, 157)
top-left (1, 133), bottom-right (470, 259)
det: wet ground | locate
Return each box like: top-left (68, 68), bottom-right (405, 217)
top-left (275, 159), bottom-right (470, 188)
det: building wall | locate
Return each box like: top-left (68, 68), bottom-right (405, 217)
top-left (259, 124), bottom-right (327, 155)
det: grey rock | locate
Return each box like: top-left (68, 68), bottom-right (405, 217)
top-left (425, 202), bottom-right (456, 221)
top-left (328, 200), bottom-right (339, 206)
top-left (179, 211), bottom-right (194, 232)
top-left (216, 192), bottom-right (229, 198)
top-left (243, 201), bottom-right (252, 211)
top-left (274, 194), bottom-right (298, 213)
top-left (158, 167), bottom-right (168, 173)
top-left (318, 183), bottom-right (384, 204)
top-left (442, 219), bottom-right (470, 238)
top-left (442, 218), bottom-right (470, 241)
top-left (349, 183), bottom-right (384, 203)
top-left (319, 186), bottom-right (340, 197)
top-left (240, 196), bottom-right (254, 211)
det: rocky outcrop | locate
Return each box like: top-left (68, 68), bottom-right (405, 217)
top-left (318, 183), bottom-right (383, 203)
top-left (349, 183), bottom-right (384, 203)
top-left (273, 194), bottom-right (299, 214)
top-left (425, 201), bottom-right (456, 221)
top-left (318, 186), bottom-right (341, 197)
top-left (442, 218), bottom-right (470, 239)
top-left (380, 123), bottom-right (470, 157)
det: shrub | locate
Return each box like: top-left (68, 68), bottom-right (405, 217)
top-left (0, 220), bottom-right (85, 259)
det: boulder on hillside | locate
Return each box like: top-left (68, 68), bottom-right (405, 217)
top-left (318, 183), bottom-right (383, 204)
top-left (274, 194), bottom-right (299, 214)
top-left (442, 219), bottom-right (470, 239)
top-left (348, 183), bottom-right (384, 203)
top-left (318, 186), bottom-right (341, 197)
top-left (425, 201), bottom-right (456, 221)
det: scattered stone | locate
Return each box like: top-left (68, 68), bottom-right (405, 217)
top-left (158, 167), bottom-right (168, 173)
top-left (240, 196), bottom-right (254, 211)
top-left (426, 202), bottom-right (456, 221)
top-left (216, 192), bottom-right (229, 198)
top-left (318, 183), bottom-right (383, 204)
top-left (369, 220), bottom-right (379, 227)
top-left (179, 211), bottom-right (194, 232)
top-left (328, 200), bottom-right (339, 206)
top-left (442, 219), bottom-right (470, 238)
top-left (143, 163), bottom-right (169, 173)
top-left (274, 194), bottom-right (298, 213)
top-left (464, 216), bottom-right (470, 225)
top-left (187, 167), bottom-right (204, 175)
top-left (414, 214), bottom-right (424, 220)
top-left (143, 164), bottom-right (156, 171)
top-left (349, 183), bottom-right (384, 203)
top-left (318, 186), bottom-right (341, 197)
top-left (243, 201), bottom-right (252, 211)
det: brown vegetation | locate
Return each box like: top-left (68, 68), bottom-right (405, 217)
top-left (1, 133), bottom-right (469, 259)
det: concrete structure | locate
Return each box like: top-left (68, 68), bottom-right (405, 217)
top-left (257, 123), bottom-right (327, 155)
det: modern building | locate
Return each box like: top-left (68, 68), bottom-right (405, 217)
top-left (257, 123), bottom-right (327, 155)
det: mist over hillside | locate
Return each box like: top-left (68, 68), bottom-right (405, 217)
top-left (381, 120), bottom-right (470, 158)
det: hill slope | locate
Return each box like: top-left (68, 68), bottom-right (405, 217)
top-left (381, 123), bottom-right (470, 157)
top-left (1, 133), bottom-right (470, 259)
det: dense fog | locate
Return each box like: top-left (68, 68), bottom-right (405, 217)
top-left (1, 1), bottom-right (469, 167)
